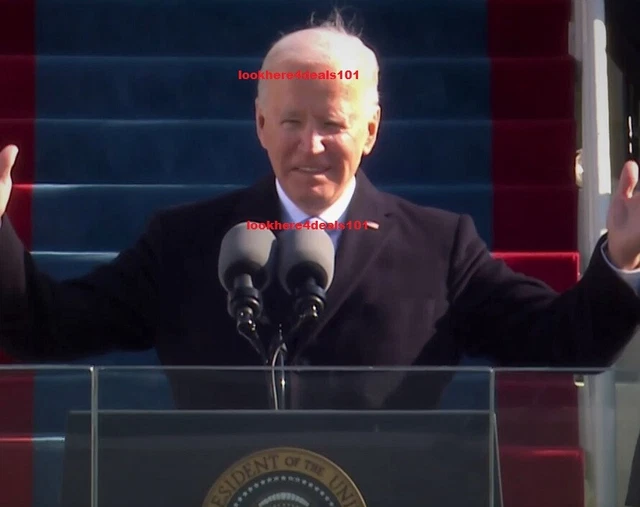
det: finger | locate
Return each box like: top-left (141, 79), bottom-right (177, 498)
top-left (0, 145), bottom-right (18, 180)
top-left (618, 160), bottom-right (639, 198)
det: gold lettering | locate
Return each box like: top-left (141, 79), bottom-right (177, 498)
top-left (254, 455), bottom-right (273, 474)
top-left (233, 470), bottom-right (248, 487)
top-left (267, 454), bottom-right (279, 470)
top-left (303, 459), bottom-right (324, 476)
top-left (208, 495), bottom-right (224, 507)
top-left (329, 475), bottom-right (356, 504)
top-left (222, 479), bottom-right (236, 495)
top-left (242, 463), bottom-right (255, 479)
top-left (284, 456), bottom-right (301, 467)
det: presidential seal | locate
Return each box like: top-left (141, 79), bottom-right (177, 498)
top-left (202, 447), bottom-right (366, 507)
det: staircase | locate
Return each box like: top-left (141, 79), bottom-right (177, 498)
top-left (0, 0), bottom-right (582, 506)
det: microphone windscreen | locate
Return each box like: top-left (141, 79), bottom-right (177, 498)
top-left (277, 228), bottom-right (335, 293)
top-left (218, 222), bottom-right (277, 291)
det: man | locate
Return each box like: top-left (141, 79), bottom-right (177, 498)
top-left (1, 15), bottom-right (640, 410)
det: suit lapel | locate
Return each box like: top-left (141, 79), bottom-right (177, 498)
top-left (291, 172), bottom-right (396, 361)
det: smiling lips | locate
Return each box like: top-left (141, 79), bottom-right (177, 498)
top-left (296, 167), bottom-right (329, 174)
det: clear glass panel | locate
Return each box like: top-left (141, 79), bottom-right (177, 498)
top-left (76, 366), bottom-right (497, 507)
top-left (615, 368), bottom-right (640, 507)
top-left (0, 366), bottom-right (93, 507)
top-left (4, 365), bottom-right (627, 507)
top-left (494, 368), bottom-right (609, 507)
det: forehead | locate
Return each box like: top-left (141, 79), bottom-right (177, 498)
top-left (262, 62), bottom-right (362, 115)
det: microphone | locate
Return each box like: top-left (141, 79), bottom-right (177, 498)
top-left (277, 228), bottom-right (335, 326)
top-left (218, 222), bottom-right (277, 362)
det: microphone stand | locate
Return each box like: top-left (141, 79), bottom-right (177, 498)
top-left (235, 306), bottom-right (265, 359)
top-left (268, 325), bottom-right (288, 411)
top-left (266, 285), bottom-right (325, 410)
top-left (231, 293), bottom-right (281, 410)
top-left (234, 279), bottom-right (325, 411)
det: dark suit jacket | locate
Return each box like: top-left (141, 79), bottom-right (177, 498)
top-left (1, 171), bottom-right (639, 409)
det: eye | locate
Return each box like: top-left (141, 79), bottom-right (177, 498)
top-left (323, 122), bottom-right (346, 133)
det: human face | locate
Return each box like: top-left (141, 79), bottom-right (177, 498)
top-left (255, 62), bottom-right (380, 215)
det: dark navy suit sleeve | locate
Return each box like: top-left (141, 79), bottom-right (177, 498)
top-left (448, 214), bottom-right (640, 366)
top-left (0, 214), bottom-right (163, 360)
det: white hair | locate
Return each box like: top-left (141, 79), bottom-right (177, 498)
top-left (256, 10), bottom-right (380, 115)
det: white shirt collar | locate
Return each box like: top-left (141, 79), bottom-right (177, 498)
top-left (275, 176), bottom-right (356, 224)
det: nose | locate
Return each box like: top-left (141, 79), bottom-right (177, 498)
top-left (300, 127), bottom-right (326, 155)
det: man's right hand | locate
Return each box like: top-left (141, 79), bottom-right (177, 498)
top-left (0, 145), bottom-right (19, 217)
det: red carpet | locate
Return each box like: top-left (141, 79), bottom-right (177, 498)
top-left (489, 0), bottom-right (582, 505)
top-left (500, 446), bottom-right (584, 507)
top-left (0, 1), bottom-right (36, 506)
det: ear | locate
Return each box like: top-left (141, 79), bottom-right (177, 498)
top-left (362, 106), bottom-right (381, 156)
top-left (255, 98), bottom-right (267, 149)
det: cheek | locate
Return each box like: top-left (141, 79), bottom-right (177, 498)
top-left (277, 132), bottom-right (300, 155)
top-left (325, 134), bottom-right (351, 155)
top-left (334, 137), bottom-right (362, 168)
top-left (265, 137), bottom-right (294, 168)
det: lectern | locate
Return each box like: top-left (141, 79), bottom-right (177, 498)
top-left (54, 366), bottom-right (502, 507)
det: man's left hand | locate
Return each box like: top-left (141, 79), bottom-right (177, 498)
top-left (607, 160), bottom-right (640, 270)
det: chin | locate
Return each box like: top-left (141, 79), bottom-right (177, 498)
top-left (298, 188), bottom-right (334, 209)
top-left (302, 188), bottom-right (331, 202)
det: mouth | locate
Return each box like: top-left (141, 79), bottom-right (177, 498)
top-left (294, 167), bottom-right (330, 175)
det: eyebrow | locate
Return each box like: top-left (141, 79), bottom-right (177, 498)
top-left (282, 107), bottom-right (350, 118)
